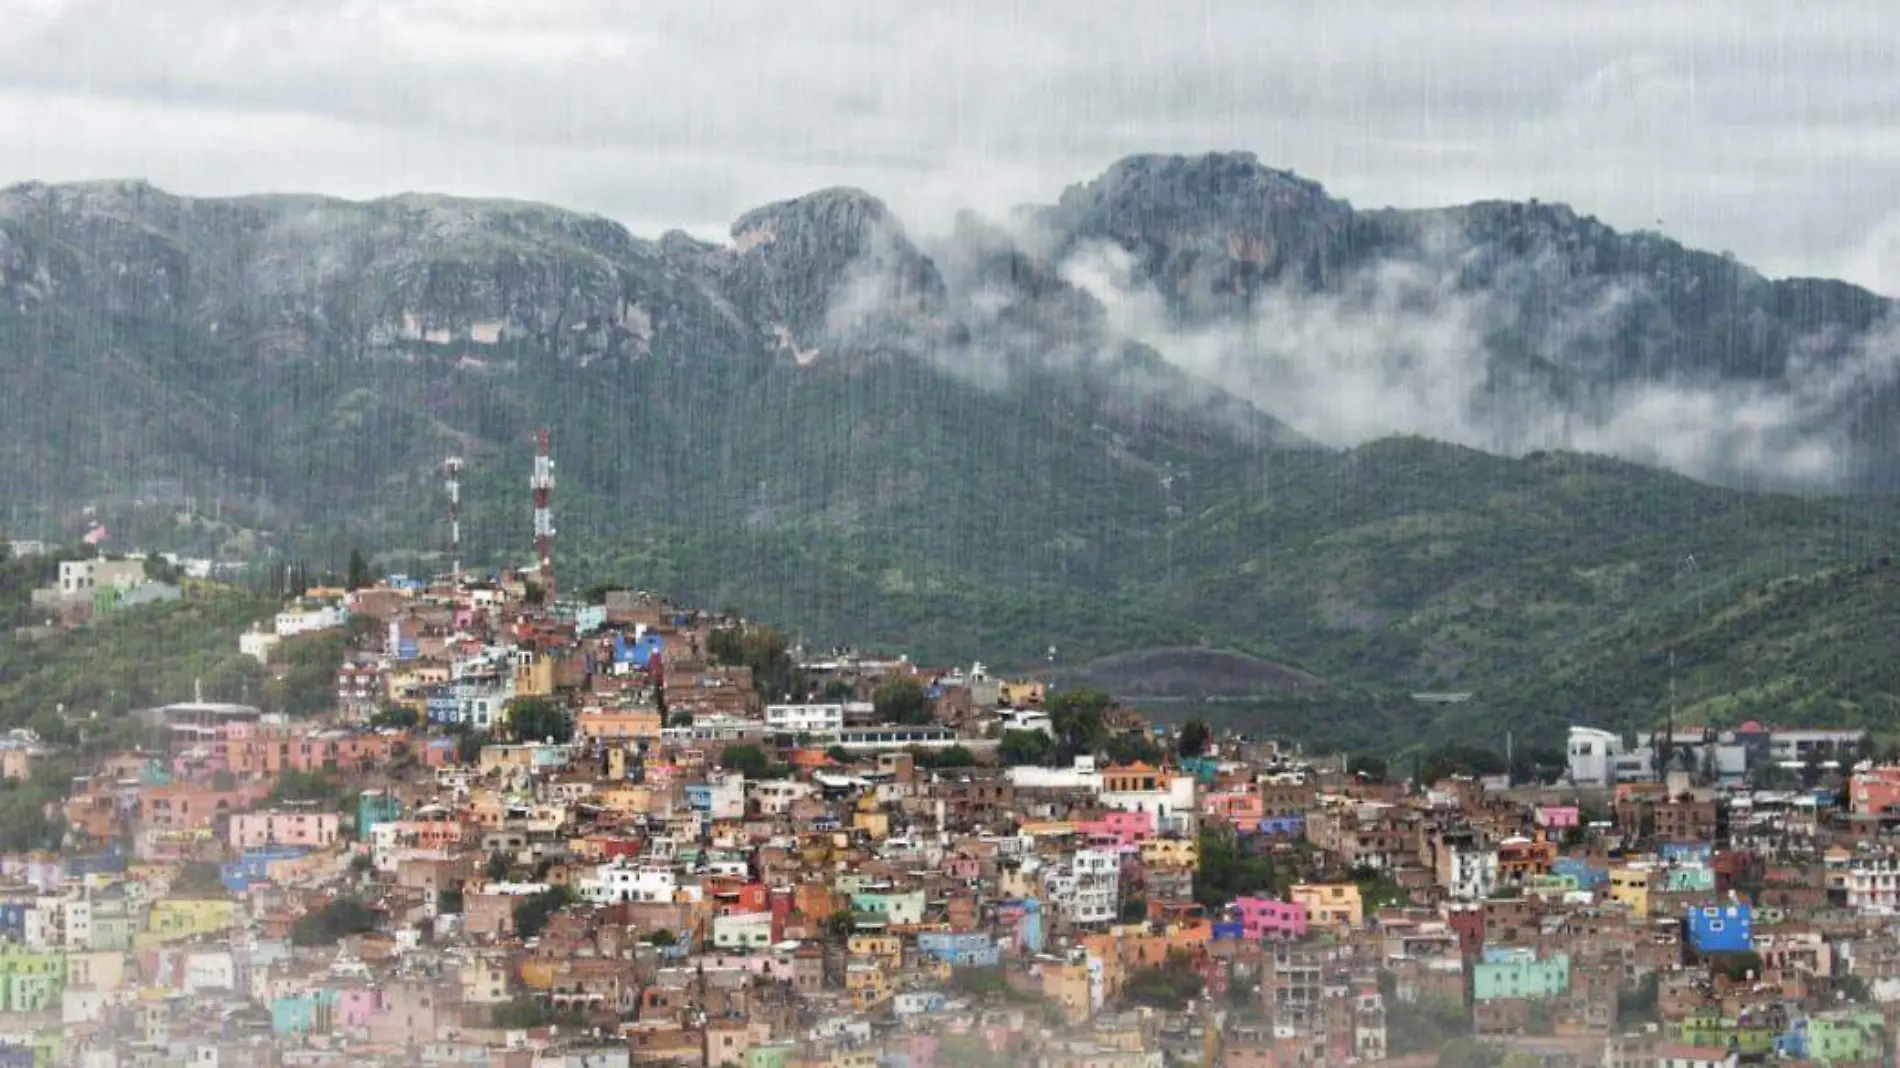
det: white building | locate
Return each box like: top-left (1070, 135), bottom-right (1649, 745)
top-left (1834, 854), bottom-right (1900, 915)
top-left (1045, 848), bottom-right (1120, 926)
top-left (274, 604), bottom-right (349, 638)
top-left (1445, 845), bottom-right (1499, 902)
top-left (576, 862), bottom-right (691, 905)
top-left (1567, 727), bottom-right (1656, 788)
top-left (1101, 772), bottom-right (1199, 837)
top-left (764, 703), bottom-right (844, 735)
top-left (238, 629), bottom-right (281, 665)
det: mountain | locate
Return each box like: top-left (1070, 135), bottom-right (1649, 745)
top-left (2, 156), bottom-right (1898, 754)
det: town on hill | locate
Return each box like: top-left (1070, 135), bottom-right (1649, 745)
top-left (0, 538), bottom-right (1896, 1068)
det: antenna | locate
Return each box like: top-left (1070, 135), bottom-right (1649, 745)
top-left (531, 428), bottom-right (555, 598)
top-left (443, 456), bottom-right (464, 578)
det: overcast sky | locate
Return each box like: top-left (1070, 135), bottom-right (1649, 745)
top-left (2, 0), bottom-right (1896, 292)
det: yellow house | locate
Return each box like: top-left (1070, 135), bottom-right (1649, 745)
top-left (512, 654), bottom-right (555, 699)
top-left (1138, 837), bottom-right (1198, 870)
top-left (138, 899), bottom-right (237, 947)
top-left (1609, 865), bottom-right (1653, 918)
top-left (1041, 960), bottom-right (1095, 1024)
top-left (852, 796), bottom-right (889, 841)
top-left (845, 962), bottom-right (892, 1011)
top-left (1001, 681), bottom-right (1046, 708)
top-left (1291, 883), bottom-right (1363, 931)
top-left (847, 934), bottom-right (903, 969)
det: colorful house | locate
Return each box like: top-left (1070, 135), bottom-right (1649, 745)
top-left (1684, 903), bottom-right (1752, 955)
top-left (1472, 947), bottom-right (1570, 1002)
top-left (1224, 896), bottom-right (1308, 941)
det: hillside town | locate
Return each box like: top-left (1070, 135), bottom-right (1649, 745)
top-left (3, 552), bottom-right (1900, 1068)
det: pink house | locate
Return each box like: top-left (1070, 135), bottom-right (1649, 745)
top-left (227, 810), bottom-right (340, 850)
top-left (1534, 805), bottom-right (1580, 830)
top-left (1204, 786), bottom-right (1265, 824)
top-left (336, 988), bottom-right (382, 1029)
top-left (1227, 896), bottom-right (1308, 940)
top-left (1075, 810), bottom-right (1155, 848)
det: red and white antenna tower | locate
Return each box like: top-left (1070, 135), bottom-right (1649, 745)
top-left (531, 428), bottom-right (555, 596)
top-left (443, 456), bottom-right (463, 577)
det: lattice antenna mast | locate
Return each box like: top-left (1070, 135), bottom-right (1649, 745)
top-left (531, 429), bottom-right (555, 597)
top-left (443, 456), bottom-right (464, 578)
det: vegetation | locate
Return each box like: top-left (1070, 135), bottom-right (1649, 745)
top-left (708, 624), bottom-right (802, 702)
top-left (291, 897), bottom-right (379, 945)
top-left (872, 677), bottom-right (932, 725)
top-left (490, 998), bottom-right (582, 1030)
top-left (1382, 978), bottom-right (1471, 1057)
top-left (270, 769), bottom-right (343, 806)
top-left (1119, 951), bottom-right (1204, 1011)
top-left (505, 698), bottom-right (572, 744)
top-left (998, 729), bottom-right (1055, 766)
top-left (1175, 719), bottom-right (1211, 758)
top-left (1194, 826), bottom-right (1286, 908)
top-left (512, 886), bottom-right (570, 939)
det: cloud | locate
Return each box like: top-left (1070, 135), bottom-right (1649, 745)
top-left (0, 0), bottom-right (1897, 291)
top-left (1047, 233), bottom-right (1900, 487)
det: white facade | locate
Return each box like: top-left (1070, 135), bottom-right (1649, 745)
top-left (1046, 848), bottom-right (1120, 926)
top-left (54, 899), bottom-right (91, 949)
top-left (274, 604), bottom-right (349, 638)
top-left (182, 950), bottom-right (236, 993)
top-left (1007, 756), bottom-right (1102, 792)
top-left (764, 703), bottom-right (844, 735)
top-left (1840, 856), bottom-right (1900, 914)
top-left (1446, 848), bottom-right (1499, 903)
top-left (748, 780), bottom-right (814, 816)
top-left (576, 862), bottom-right (682, 905)
top-left (1566, 727), bottom-right (1620, 788)
top-left (711, 912), bottom-right (774, 950)
top-left (1101, 774), bottom-right (1199, 837)
top-left (238, 630), bottom-right (281, 665)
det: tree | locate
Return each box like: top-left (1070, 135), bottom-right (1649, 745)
top-left (345, 549), bottom-right (372, 591)
top-left (1194, 827), bottom-right (1281, 908)
top-left (873, 677), bottom-right (933, 725)
top-left (505, 698), bottom-right (572, 744)
top-left (485, 851), bottom-right (511, 882)
top-left (1348, 755), bottom-right (1388, 782)
top-left (512, 886), bottom-right (569, 939)
top-left (1176, 719), bottom-right (1212, 758)
top-left (825, 745), bottom-right (851, 764)
top-left (1046, 688), bottom-right (1112, 759)
top-left (707, 625), bottom-right (803, 700)
top-left (370, 706), bottom-right (419, 730)
top-left (721, 744), bottom-right (772, 779)
top-left (270, 769), bottom-right (341, 805)
top-left (644, 928), bottom-right (677, 946)
top-left (437, 889), bottom-right (464, 914)
top-left (291, 897), bottom-right (379, 945)
top-left (824, 909), bottom-right (857, 943)
top-left (998, 729), bottom-right (1054, 766)
top-left (1105, 731), bottom-right (1164, 765)
top-left (1120, 951), bottom-right (1204, 1010)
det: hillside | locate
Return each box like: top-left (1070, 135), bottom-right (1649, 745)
top-left (3, 158), bottom-right (1900, 753)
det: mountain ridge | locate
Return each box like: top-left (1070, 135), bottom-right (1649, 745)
top-left (3, 153), bottom-right (1898, 752)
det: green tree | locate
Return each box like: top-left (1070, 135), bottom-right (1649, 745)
top-left (1437, 1038), bottom-right (1505, 1068)
top-left (370, 706), bottom-right (419, 730)
top-left (1194, 826), bottom-right (1281, 908)
top-left (1046, 688), bottom-right (1113, 760)
top-left (721, 744), bottom-right (772, 779)
top-left (345, 548), bottom-right (372, 591)
top-left (506, 698), bottom-right (572, 744)
top-left (485, 851), bottom-right (511, 882)
top-left (291, 897), bottom-right (379, 945)
top-left (1176, 719), bottom-right (1212, 758)
top-left (270, 769), bottom-right (341, 805)
top-left (825, 745), bottom-right (851, 764)
top-left (824, 909), bottom-right (857, 943)
top-left (873, 677), bottom-right (933, 725)
top-left (1105, 731), bottom-right (1164, 765)
top-left (998, 729), bottom-right (1055, 766)
top-left (1348, 755), bottom-right (1388, 781)
top-left (1120, 950), bottom-right (1204, 1010)
top-left (707, 624), bottom-right (803, 701)
top-left (512, 886), bottom-right (569, 939)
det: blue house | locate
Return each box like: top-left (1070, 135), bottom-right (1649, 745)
top-left (1685, 903), bottom-right (1752, 954)
top-left (1551, 858), bottom-right (1609, 890)
top-left (916, 932), bottom-right (1000, 967)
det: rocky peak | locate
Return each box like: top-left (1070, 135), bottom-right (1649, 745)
top-left (1039, 151), bottom-right (1358, 319)
top-left (726, 187), bottom-right (946, 351)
